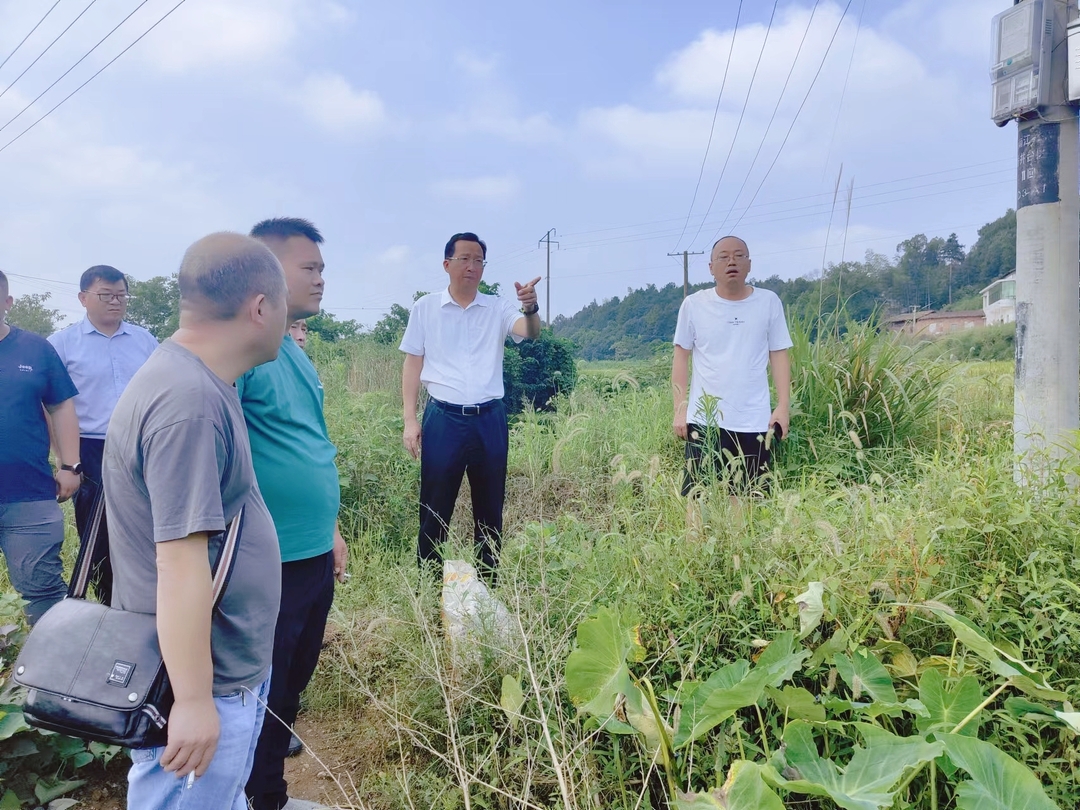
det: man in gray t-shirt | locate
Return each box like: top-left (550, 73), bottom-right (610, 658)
top-left (106, 339), bottom-right (281, 692)
top-left (102, 232), bottom-right (289, 810)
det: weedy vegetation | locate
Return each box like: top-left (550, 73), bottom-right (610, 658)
top-left (2, 322), bottom-right (1078, 809)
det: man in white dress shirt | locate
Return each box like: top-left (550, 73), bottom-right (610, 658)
top-left (49, 265), bottom-right (158, 602)
top-left (400, 232), bottom-right (540, 583)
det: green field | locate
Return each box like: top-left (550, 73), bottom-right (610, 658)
top-left (4, 331), bottom-right (1079, 809)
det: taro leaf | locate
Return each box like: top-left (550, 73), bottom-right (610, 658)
top-left (624, 683), bottom-right (672, 754)
top-left (807, 627), bottom-right (848, 669)
top-left (675, 761), bottom-right (785, 809)
top-left (565, 605), bottom-right (645, 721)
top-left (1053, 711), bottom-right (1080, 733)
top-left (917, 669), bottom-right (984, 736)
top-left (768, 720), bottom-right (943, 810)
top-left (0, 791), bottom-right (20, 810)
top-left (500, 674), bottom-right (525, 730)
top-left (48, 800), bottom-right (81, 810)
top-left (929, 609), bottom-right (1063, 697)
top-left (674, 660), bottom-right (751, 749)
top-left (794, 581), bottom-right (825, 639)
top-left (834, 649), bottom-right (896, 704)
top-left (0, 707), bottom-right (30, 741)
top-left (35, 778), bottom-right (86, 804)
top-left (938, 733), bottom-right (1060, 810)
top-left (766, 685), bottom-right (826, 722)
top-left (675, 632), bottom-right (809, 748)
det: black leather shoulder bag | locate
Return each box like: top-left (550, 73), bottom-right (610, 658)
top-left (12, 506), bottom-right (244, 749)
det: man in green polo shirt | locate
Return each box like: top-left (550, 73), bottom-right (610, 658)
top-left (240, 218), bottom-right (347, 810)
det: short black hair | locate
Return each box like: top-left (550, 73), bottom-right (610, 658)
top-left (444, 232), bottom-right (486, 260)
top-left (80, 265), bottom-right (127, 291)
top-left (250, 217), bottom-right (324, 244)
top-left (711, 235), bottom-right (749, 257)
top-left (0, 269), bottom-right (7, 297)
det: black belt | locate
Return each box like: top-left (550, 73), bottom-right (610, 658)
top-left (430, 397), bottom-right (501, 416)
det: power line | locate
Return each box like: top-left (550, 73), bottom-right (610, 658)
top-left (703, 0), bottom-right (824, 249)
top-left (556, 158), bottom-right (1014, 241)
top-left (0, 0), bottom-right (101, 104)
top-left (724, 0), bottom-right (855, 235)
top-left (820, 0), bottom-right (865, 183)
top-left (672, 0), bottom-right (744, 252)
top-left (0, 0), bottom-right (154, 137)
top-left (558, 171), bottom-right (1012, 253)
top-left (0, 0), bottom-right (190, 157)
top-left (687, 0), bottom-right (780, 249)
top-left (0, 0), bottom-right (65, 74)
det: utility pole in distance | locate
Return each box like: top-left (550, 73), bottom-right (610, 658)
top-left (538, 228), bottom-right (558, 326)
top-left (991, 0), bottom-right (1080, 477)
top-left (668, 250), bottom-right (705, 298)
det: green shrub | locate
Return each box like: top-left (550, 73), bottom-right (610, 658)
top-left (503, 329), bottom-right (578, 414)
top-left (936, 322), bottom-right (1016, 362)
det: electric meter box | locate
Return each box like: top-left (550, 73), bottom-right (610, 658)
top-left (990, 0), bottom-right (1053, 123)
top-left (1068, 18), bottom-right (1080, 101)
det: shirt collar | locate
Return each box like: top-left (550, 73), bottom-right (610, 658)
top-left (440, 287), bottom-right (491, 310)
top-left (81, 317), bottom-right (131, 337)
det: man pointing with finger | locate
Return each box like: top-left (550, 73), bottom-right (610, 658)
top-left (400, 232), bottom-right (540, 583)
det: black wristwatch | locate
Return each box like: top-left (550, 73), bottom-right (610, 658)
top-left (60, 462), bottom-right (83, 476)
top-left (522, 304), bottom-right (540, 316)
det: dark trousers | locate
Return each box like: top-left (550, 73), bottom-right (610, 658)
top-left (73, 437), bottom-right (112, 604)
top-left (418, 398), bottom-right (508, 581)
top-left (245, 550), bottom-right (335, 810)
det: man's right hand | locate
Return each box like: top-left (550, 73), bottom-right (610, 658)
top-left (159, 697), bottom-right (220, 778)
top-left (673, 410), bottom-right (688, 440)
top-left (403, 419), bottom-right (421, 460)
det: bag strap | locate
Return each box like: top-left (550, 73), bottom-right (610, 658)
top-left (69, 499), bottom-right (245, 608)
top-left (68, 480), bottom-right (107, 599)
top-left (210, 506), bottom-right (244, 610)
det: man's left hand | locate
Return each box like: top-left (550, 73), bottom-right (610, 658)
top-left (514, 276), bottom-right (542, 311)
top-left (768, 405), bottom-right (790, 441)
top-left (332, 527), bottom-right (349, 584)
top-left (54, 469), bottom-right (81, 503)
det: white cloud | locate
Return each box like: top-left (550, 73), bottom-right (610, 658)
top-left (577, 2), bottom-right (960, 177)
top-left (430, 174), bottom-right (521, 202)
top-left (444, 112), bottom-right (560, 144)
top-left (454, 52), bottom-right (498, 79)
top-left (295, 73), bottom-right (387, 135)
top-left (377, 245), bottom-right (410, 264)
top-left (138, 0), bottom-right (351, 74)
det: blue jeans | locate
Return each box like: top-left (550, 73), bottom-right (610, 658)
top-left (0, 499), bottom-right (67, 624)
top-left (128, 674), bottom-right (271, 810)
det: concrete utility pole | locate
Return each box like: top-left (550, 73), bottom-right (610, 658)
top-left (991, 0), bottom-right (1080, 476)
top-left (538, 228), bottom-right (558, 326)
top-left (668, 250), bottom-right (705, 298)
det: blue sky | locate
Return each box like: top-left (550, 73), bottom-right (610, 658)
top-left (0, 0), bottom-right (1015, 328)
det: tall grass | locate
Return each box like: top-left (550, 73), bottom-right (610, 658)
top-left (292, 336), bottom-right (1080, 809)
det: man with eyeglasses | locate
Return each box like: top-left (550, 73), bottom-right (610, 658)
top-left (400, 232), bottom-right (541, 584)
top-left (672, 236), bottom-right (792, 510)
top-left (49, 265), bottom-right (158, 603)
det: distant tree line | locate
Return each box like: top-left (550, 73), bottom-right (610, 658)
top-left (553, 209), bottom-right (1017, 360)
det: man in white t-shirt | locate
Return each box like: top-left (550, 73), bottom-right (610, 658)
top-left (400, 232), bottom-right (541, 583)
top-left (672, 235), bottom-right (792, 498)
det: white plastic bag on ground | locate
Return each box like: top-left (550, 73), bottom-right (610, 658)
top-left (442, 560), bottom-right (514, 662)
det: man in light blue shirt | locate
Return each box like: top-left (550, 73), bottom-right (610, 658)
top-left (49, 265), bottom-right (158, 602)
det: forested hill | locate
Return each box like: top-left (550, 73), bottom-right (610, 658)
top-left (553, 209), bottom-right (1016, 360)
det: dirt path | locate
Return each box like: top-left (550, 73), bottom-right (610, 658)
top-left (71, 715), bottom-right (353, 810)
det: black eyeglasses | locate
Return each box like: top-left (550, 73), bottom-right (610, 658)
top-left (87, 292), bottom-right (132, 303)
